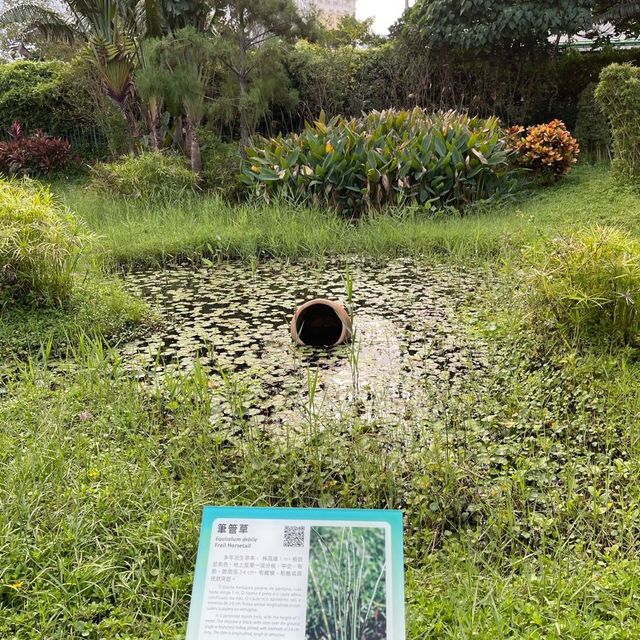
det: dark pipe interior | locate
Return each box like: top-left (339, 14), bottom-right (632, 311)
top-left (296, 304), bottom-right (344, 346)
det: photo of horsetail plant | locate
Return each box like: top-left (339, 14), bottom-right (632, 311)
top-left (306, 526), bottom-right (387, 640)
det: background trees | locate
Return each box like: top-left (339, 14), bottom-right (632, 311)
top-left (209, 0), bottom-right (308, 147)
top-left (396, 0), bottom-right (594, 52)
top-left (595, 1), bottom-right (640, 36)
top-left (137, 28), bottom-right (218, 171)
top-left (1, 0), bottom-right (640, 174)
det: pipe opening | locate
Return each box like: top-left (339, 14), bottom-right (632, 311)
top-left (296, 303), bottom-right (344, 347)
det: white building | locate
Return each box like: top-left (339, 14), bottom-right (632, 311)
top-left (296, 0), bottom-right (357, 28)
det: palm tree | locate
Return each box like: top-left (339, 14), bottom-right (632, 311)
top-left (0, 0), bottom-right (165, 142)
top-left (595, 1), bottom-right (640, 35)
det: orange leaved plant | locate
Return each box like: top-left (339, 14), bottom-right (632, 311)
top-left (508, 120), bottom-right (580, 182)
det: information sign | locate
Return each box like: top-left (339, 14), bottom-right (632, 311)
top-left (186, 507), bottom-right (405, 640)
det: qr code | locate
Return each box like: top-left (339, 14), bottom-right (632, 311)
top-left (283, 525), bottom-right (305, 547)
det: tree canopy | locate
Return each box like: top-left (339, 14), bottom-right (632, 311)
top-left (396, 0), bottom-right (594, 52)
top-left (210, 0), bottom-right (308, 146)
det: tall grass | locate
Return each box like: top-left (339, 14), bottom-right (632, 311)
top-left (522, 225), bottom-right (640, 347)
top-left (52, 165), bottom-right (640, 269)
top-left (0, 179), bottom-right (89, 308)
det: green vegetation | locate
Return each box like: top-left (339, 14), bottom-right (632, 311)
top-left (210, 0), bottom-right (308, 147)
top-left (406, 550), bottom-right (640, 638)
top-left (595, 63), bottom-right (640, 181)
top-left (523, 225), bottom-right (640, 347)
top-left (0, 278), bottom-right (151, 363)
top-left (245, 109), bottom-right (512, 216)
top-left (53, 165), bottom-right (635, 268)
top-left (0, 179), bottom-right (87, 308)
top-left (574, 83), bottom-right (611, 163)
top-left (0, 60), bottom-right (83, 132)
top-left (398, 0), bottom-right (592, 52)
top-left (137, 28), bottom-right (219, 168)
top-left (198, 129), bottom-right (243, 198)
top-left (89, 152), bottom-right (198, 201)
top-left (4, 1), bottom-right (638, 168)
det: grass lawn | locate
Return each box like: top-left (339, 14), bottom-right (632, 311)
top-left (2, 164), bottom-right (640, 638)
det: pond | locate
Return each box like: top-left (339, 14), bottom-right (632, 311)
top-left (121, 259), bottom-right (492, 431)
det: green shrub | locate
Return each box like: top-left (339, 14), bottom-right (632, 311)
top-left (0, 61), bottom-right (71, 132)
top-left (90, 152), bottom-right (198, 201)
top-left (595, 63), bottom-right (640, 181)
top-left (288, 41), bottom-right (640, 131)
top-left (574, 83), bottom-right (611, 163)
top-left (0, 179), bottom-right (87, 308)
top-left (244, 109), bottom-right (513, 216)
top-left (198, 128), bottom-right (244, 200)
top-left (508, 120), bottom-right (580, 183)
top-left (523, 226), bottom-right (640, 347)
top-left (0, 59), bottom-right (112, 158)
top-left (289, 41), bottom-right (367, 120)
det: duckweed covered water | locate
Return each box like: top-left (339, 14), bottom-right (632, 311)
top-left (121, 259), bottom-right (492, 430)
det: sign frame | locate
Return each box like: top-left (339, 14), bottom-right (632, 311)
top-left (187, 506), bottom-right (405, 640)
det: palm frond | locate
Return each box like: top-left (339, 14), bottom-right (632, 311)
top-left (597, 1), bottom-right (640, 23)
top-left (101, 58), bottom-right (135, 103)
top-left (0, 4), bottom-right (83, 42)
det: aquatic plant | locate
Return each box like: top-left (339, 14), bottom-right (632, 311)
top-left (307, 526), bottom-right (387, 640)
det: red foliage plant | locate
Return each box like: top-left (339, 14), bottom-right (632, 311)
top-left (0, 121), bottom-right (73, 176)
top-left (508, 119), bottom-right (580, 182)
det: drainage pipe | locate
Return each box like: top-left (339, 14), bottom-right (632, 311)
top-left (290, 299), bottom-right (352, 347)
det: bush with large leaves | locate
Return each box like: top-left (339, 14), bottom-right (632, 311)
top-left (397, 0), bottom-right (593, 52)
top-left (244, 108), bottom-right (513, 217)
top-left (508, 120), bottom-right (580, 182)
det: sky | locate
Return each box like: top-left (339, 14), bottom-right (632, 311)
top-left (356, 0), bottom-right (409, 34)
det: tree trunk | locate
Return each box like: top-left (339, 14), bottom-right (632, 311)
top-left (109, 98), bottom-right (139, 154)
top-left (148, 97), bottom-right (163, 151)
top-left (185, 119), bottom-right (193, 165)
top-left (239, 72), bottom-right (250, 152)
top-left (124, 107), bottom-right (141, 154)
top-left (186, 114), bottom-right (202, 174)
top-left (173, 115), bottom-right (185, 153)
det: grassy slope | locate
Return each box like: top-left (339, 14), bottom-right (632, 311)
top-left (2, 166), bottom-right (640, 638)
top-left (58, 165), bottom-right (640, 268)
top-left (0, 278), bottom-right (153, 367)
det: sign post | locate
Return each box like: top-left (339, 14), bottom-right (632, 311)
top-left (187, 507), bottom-right (405, 640)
